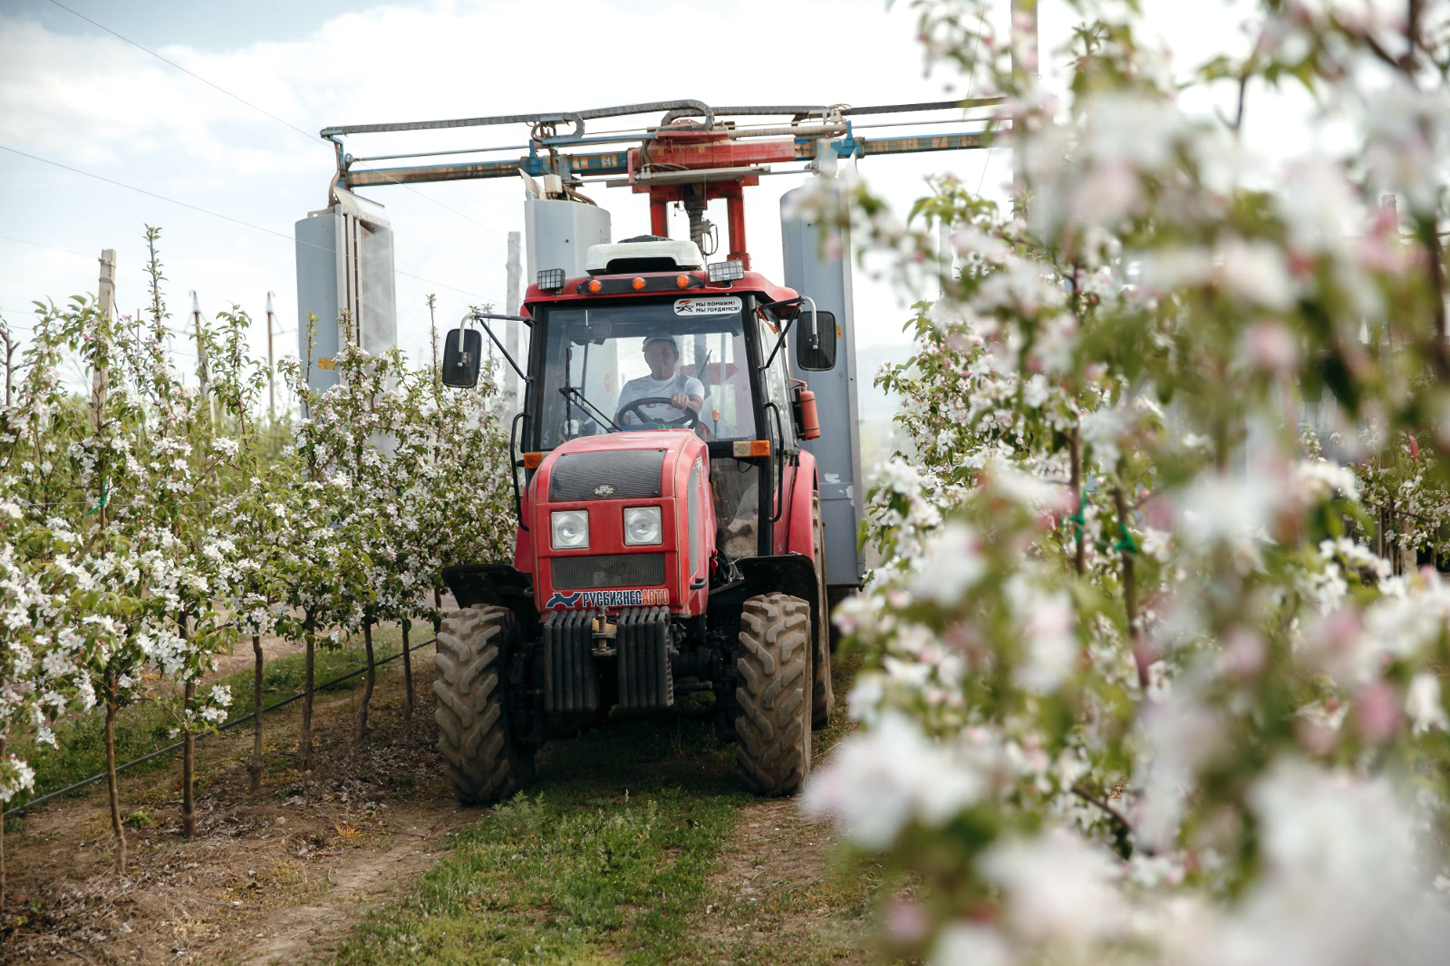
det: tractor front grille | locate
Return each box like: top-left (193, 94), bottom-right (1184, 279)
top-left (543, 608), bottom-right (600, 713)
top-left (617, 607), bottom-right (673, 710)
top-left (550, 450), bottom-right (665, 502)
top-left (552, 553), bottom-right (666, 590)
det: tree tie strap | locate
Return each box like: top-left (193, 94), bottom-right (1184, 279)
top-left (85, 480), bottom-right (109, 517)
top-left (1114, 521), bottom-right (1139, 555)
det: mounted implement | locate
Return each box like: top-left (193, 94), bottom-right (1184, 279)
top-left (305, 100), bottom-right (992, 801)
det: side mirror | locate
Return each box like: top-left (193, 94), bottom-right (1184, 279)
top-left (442, 327), bottom-right (483, 388)
top-left (797, 310), bottom-right (837, 371)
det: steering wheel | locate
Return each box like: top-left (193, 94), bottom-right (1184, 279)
top-left (616, 396), bottom-right (700, 429)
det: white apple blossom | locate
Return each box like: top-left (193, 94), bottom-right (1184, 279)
top-left (802, 712), bottom-right (987, 849)
top-left (1406, 673), bottom-right (1449, 735)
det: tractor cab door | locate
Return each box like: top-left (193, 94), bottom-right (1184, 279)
top-left (753, 304), bottom-right (802, 556)
top-left (709, 298), bottom-right (803, 561)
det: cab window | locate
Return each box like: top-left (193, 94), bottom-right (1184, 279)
top-left (536, 302), bottom-right (758, 448)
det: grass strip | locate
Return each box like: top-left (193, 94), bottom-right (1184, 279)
top-left (332, 652), bottom-right (877, 966)
top-left (332, 698), bottom-right (747, 965)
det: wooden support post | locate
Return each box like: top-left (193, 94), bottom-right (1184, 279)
top-left (266, 291), bottom-right (276, 424)
top-left (506, 231), bottom-right (522, 405)
top-left (1010, 0), bottom-right (1039, 210)
top-left (95, 249), bottom-right (115, 434)
top-left (190, 291), bottom-right (211, 420)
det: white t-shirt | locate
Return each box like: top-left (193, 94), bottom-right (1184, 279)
top-left (616, 371), bottom-right (705, 425)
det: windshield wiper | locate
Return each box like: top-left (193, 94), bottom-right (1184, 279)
top-left (559, 386), bottom-right (620, 432)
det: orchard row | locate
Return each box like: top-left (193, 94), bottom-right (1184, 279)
top-left (799, 3), bottom-right (1450, 964)
top-left (0, 232), bottom-right (513, 887)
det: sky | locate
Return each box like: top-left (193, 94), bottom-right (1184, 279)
top-left (0, 0), bottom-right (1265, 398)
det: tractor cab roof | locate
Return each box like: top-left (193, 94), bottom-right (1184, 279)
top-left (585, 236), bottom-right (703, 275)
top-left (522, 235), bottom-right (798, 309)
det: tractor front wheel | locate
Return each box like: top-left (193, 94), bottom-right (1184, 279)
top-left (434, 605), bottom-right (534, 805)
top-left (734, 593), bottom-right (811, 796)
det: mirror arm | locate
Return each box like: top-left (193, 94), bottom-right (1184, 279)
top-left (468, 311), bottom-right (531, 384)
top-left (800, 297), bottom-right (819, 350)
top-left (759, 296), bottom-right (817, 371)
top-left (761, 312), bottom-right (797, 371)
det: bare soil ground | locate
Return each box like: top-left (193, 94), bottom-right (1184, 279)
top-left (1, 633), bottom-right (856, 966)
top-left (707, 799), bottom-right (845, 939)
top-left (0, 647), bottom-right (472, 966)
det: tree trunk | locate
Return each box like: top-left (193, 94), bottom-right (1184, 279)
top-left (104, 679), bottom-right (127, 876)
top-left (248, 634), bottom-right (264, 791)
top-left (1069, 425), bottom-right (1085, 576)
top-left (182, 677), bottom-right (196, 838)
top-left (354, 620), bottom-right (377, 744)
top-left (178, 616), bottom-right (196, 839)
top-left (1, 735), bottom-right (7, 910)
top-left (1113, 487), bottom-right (1150, 690)
top-left (300, 613), bottom-right (315, 771)
top-left (401, 619), bottom-right (414, 720)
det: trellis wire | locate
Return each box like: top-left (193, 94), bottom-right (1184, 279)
top-left (2, 636), bottom-right (438, 819)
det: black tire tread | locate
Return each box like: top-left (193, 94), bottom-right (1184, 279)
top-left (735, 593), bottom-right (811, 796)
top-left (433, 605), bottom-right (532, 805)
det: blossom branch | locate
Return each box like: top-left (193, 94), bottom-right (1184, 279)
top-left (1071, 782), bottom-right (1134, 855)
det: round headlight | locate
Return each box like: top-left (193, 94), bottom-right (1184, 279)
top-left (551, 509), bottom-right (590, 550)
top-left (623, 506), bottom-right (663, 546)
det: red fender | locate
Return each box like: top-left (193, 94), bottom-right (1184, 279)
top-left (778, 449), bottom-right (819, 559)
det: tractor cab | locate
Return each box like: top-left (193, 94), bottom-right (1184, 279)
top-left (522, 236), bottom-right (832, 565)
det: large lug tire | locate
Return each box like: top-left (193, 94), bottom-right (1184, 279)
top-left (811, 493), bottom-right (834, 729)
top-left (434, 605), bottom-right (535, 805)
top-left (734, 593), bottom-right (812, 796)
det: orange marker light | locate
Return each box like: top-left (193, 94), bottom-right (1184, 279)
top-left (676, 274), bottom-right (690, 289)
top-left (522, 452), bottom-right (544, 469)
top-left (632, 277), bottom-right (647, 291)
top-left (587, 279), bottom-right (603, 294)
top-left (732, 440), bottom-right (772, 458)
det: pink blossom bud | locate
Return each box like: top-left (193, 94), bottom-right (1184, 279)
top-left (1247, 322), bottom-right (1299, 375)
top-left (1296, 716), bottom-right (1338, 755)
top-left (1221, 629), bottom-right (1266, 680)
top-left (1354, 681), bottom-right (1402, 744)
top-left (1143, 495), bottom-right (1175, 532)
top-left (886, 897), bottom-right (929, 945)
top-left (1287, 250), bottom-right (1316, 279)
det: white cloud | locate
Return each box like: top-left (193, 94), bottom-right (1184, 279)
top-left (3, 0), bottom-right (982, 377)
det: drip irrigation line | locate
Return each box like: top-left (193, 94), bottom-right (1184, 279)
top-left (2, 635), bottom-right (438, 819)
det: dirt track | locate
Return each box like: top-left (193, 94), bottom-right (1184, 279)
top-left (1, 651), bottom-right (472, 965)
top-left (0, 639), bottom-right (856, 965)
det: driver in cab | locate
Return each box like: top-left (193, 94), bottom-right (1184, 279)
top-left (615, 331), bottom-right (704, 428)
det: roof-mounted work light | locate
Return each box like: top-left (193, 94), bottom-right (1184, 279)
top-left (538, 268), bottom-right (566, 291)
top-left (707, 259), bottom-right (745, 284)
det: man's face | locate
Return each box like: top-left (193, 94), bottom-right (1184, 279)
top-left (644, 340), bottom-right (678, 380)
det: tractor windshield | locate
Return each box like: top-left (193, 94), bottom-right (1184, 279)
top-left (535, 300), bottom-right (757, 448)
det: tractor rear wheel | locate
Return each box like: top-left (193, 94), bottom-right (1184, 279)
top-left (811, 493), bottom-right (834, 729)
top-left (734, 593), bottom-right (811, 796)
top-left (434, 605), bottom-right (534, 805)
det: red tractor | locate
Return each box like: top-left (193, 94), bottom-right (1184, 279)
top-left (436, 230), bottom-right (837, 801)
top-left (305, 100), bottom-right (987, 802)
